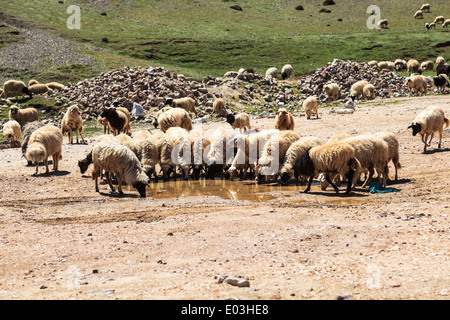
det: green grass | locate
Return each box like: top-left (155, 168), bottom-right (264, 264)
top-left (0, 0), bottom-right (449, 81)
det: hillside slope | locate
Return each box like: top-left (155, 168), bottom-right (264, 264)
top-left (0, 0), bottom-right (449, 81)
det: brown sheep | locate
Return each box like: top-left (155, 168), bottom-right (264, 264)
top-left (274, 108), bottom-right (295, 130)
top-left (61, 105), bottom-right (85, 144)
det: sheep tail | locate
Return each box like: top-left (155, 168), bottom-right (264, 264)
top-left (444, 117), bottom-right (449, 129)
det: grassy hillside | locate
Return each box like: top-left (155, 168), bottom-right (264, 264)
top-left (0, 0), bottom-right (449, 81)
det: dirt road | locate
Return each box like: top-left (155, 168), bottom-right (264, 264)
top-left (0, 95), bottom-right (449, 300)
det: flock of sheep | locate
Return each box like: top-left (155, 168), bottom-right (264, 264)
top-left (2, 82), bottom-right (448, 198)
top-left (378, 3), bottom-right (450, 29)
top-left (1, 30), bottom-right (449, 198)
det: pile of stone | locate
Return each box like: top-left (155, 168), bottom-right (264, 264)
top-left (296, 59), bottom-right (409, 101)
top-left (56, 66), bottom-right (217, 120)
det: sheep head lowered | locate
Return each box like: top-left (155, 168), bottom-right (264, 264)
top-left (78, 151), bottom-right (92, 174)
top-left (133, 181), bottom-right (148, 198)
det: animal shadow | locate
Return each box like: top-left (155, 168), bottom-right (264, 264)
top-left (34, 170), bottom-right (71, 177)
top-left (423, 147), bottom-right (450, 155)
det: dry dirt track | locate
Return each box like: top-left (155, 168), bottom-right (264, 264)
top-left (0, 95), bottom-right (449, 300)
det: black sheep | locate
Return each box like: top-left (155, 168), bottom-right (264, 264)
top-left (433, 75), bottom-right (449, 92)
top-left (100, 107), bottom-right (127, 136)
top-left (436, 63), bottom-right (450, 77)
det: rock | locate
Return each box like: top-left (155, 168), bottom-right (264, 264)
top-left (131, 102), bottom-right (146, 117)
top-left (216, 274), bottom-right (250, 287)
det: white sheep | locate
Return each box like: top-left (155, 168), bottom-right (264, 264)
top-left (363, 84), bottom-right (376, 100)
top-left (293, 141), bottom-right (362, 194)
top-left (157, 107), bottom-right (193, 133)
top-left (443, 19), bottom-right (450, 28)
top-left (28, 79), bottom-right (39, 87)
top-left (414, 10), bottom-right (424, 19)
top-left (152, 130), bottom-right (176, 180)
top-left (205, 123), bottom-right (236, 178)
top-left (213, 98), bottom-right (227, 117)
top-left (61, 105), bottom-right (85, 144)
top-left (342, 135), bottom-right (390, 188)
top-left (91, 140), bottom-right (149, 197)
top-left (302, 96), bottom-right (319, 119)
top-left (2, 120), bottom-right (22, 142)
top-left (45, 82), bottom-right (66, 91)
top-left (436, 56), bottom-right (445, 65)
top-left (21, 121), bottom-right (45, 164)
top-left (265, 67), bottom-right (278, 80)
top-left (350, 80), bottom-right (368, 100)
top-left (1, 80), bottom-right (33, 99)
top-left (29, 84), bottom-right (50, 95)
top-left (319, 135), bottom-right (390, 190)
top-left (420, 3), bottom-right (430, 12)
top-left (9, 106), bottom-right (39, 128)
top-left (170, 97), bottom-right (198, 116)
top-left (421, 60), bottom-right (434, 71)
top-left (378, 19), bottom-right (388, 29)
top-left (433, 16), bottom-right (445, 24)
top-left (226, 112), bottom-right (251, 131)
top-left (227, 129), bottom-right (279, 179)
top-left (279, 136), bottom-right (323, 185)
top-left (373, 132), bottom-right (401, 181)
top-left (190, 129), bottom-right (212, 179)
top-left (323, 83), bottom-right (340, 101)
top-left (281, 64), bottom-right (293, 80)
top-left (407, 59), bottom-right (421, 74)
top-left (394, 59), bottom-right (407, 71)
top-left (131, 132), bottom-right (159, 180)
top-left (405, 74), bottom-right (427, 95)
top-left (25, 125), bottom-right (63, 175)
top-left (408, 105), bottom-right (449, 152)
top-left (166, 127), bottom-right (192, 179)
top-left (377, 61), bottom-right (395, 71)
top-left (256, 130), bottom-right (300, 182)
top-left (274, 108), bottom-right (295, 130)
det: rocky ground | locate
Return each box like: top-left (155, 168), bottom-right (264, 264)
top-left (0, 13), bottom-right (99, 84)
top-left (0, 94), bottom-right (448, 300)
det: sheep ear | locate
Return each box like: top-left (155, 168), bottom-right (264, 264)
top-left (407, 124), bottom-right (413, 129)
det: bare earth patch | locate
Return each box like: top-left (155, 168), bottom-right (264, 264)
top-left (0, 95), bottom-right (449, 300)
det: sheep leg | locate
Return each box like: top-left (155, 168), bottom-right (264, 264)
top-left (117, 177), bottom-right (124, 195)
top-left (438, 130), bottom-right (443, 149)
top-left (104, 172), bottom-right (116, 193)
top-left (326, 174), bottom-right (340, 193)
top-left (44, 159), bottom-right (49, 174)
top-left (362, 167), bottom-right (375, 188)
top-left (52, 154), bottom-right (58, 171)
top-left (344, 170), bottom-right (355, 194)
top-left (79, 130), bottom-right (85, 144)
top-left (304, 176), bottom-right (314, 193)
top-left (427, 133), bottom-right (434, 146)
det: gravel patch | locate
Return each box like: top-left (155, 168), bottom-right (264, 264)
top-left (0, 13), bottom-right (100, 83)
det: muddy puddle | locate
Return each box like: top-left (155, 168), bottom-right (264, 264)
top-left (130, 179), bottom-right (373, 205)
